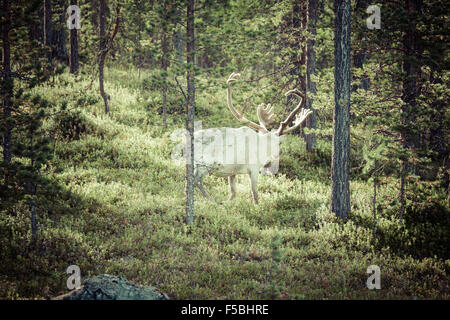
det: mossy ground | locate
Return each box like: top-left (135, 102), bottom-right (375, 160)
top-left (0, 67), bottom-right (448, 299)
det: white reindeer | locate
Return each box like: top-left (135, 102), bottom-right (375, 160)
top-left (192, 72), bottom-right (312, 204)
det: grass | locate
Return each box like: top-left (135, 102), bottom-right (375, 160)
top-left (0, 66), bottom-right (448, 300)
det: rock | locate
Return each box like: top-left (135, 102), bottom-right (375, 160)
top-left (53, 274), bottom-right (169, 300)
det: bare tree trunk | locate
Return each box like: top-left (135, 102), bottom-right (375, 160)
top-left (137, 18), bottom-right (142, 79)
top-left (91, 0), bottom-right (98, 32)
top-left (185, 0), bottom-right (195, 225)
top-left (399, 162), bottom-right (406, 219)
top-left (53, 0), bottom-right (68, 64)
top-left (373, 159), bottom-right (377, 236)
top-left (161, 11), bottom-right (168, 129)
top-left (173, 5), bottom-right (184, 65)
top-left (288, 2), bottom-right (307, 136)
top-left (354, 0), bottom-right (370, 90)
top-left (401, 0), bottom-right (422, 152)
top-left (99, 0), bottom-right (109, 114)
top-left (305, 0), bottom-right (318, 152)
top-left (1, 0), bottom-right (12, 164)
top-left (70, 0), bottom-right (79, 74)
top-left (98, 1), bottom-right (120, 115)
top-left (399, 0), bottom-right (423, 217)
top-left (28, 174), bottom-right (38, 246)
top-left (331, 0), bottom-right (351, 219)
top-left (30, 192), bottom-right (37, 246)
top-left (44, 0), bottom-right (53, 63)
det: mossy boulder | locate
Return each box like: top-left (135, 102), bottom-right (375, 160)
top-left (55, 274), bottom-right (169, 300)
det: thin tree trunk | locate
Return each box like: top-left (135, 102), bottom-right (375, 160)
top-left (331, 0), bottom-right (351, 219)
top-left (99, 0), bottom-right (107, 113)
top-left (305, 0), bottom-right (318, 152)
top-left (44, 0), bottom-right (53, 63)
top-left (354, 0), bottom-right (370, 90)
top-left (288, 2), bottom-right (306, 136)
top-left (185, 0), bottom-right (195, 225)
top-left (1, 0), bottom-right (12, 164)
top-left (30, 192), bottom-right (37, 246)
top-left (399, 162), bottom-right (406, 219)
top-left (54, 0), bottom-right (68, 64)
top-left (137, 18), bottom-right (142, 79)
top-left (70, 0), bottom-right (79, 74)
top-left (28, 175), bottom-right (38, 246)
top-left (373, 159), bottom-right (377, 236)
top-left (91, 0), bottom-right (98, 33)
top-left (161, 15), bottom-right (168, 129)
top-left (173, 6), bottom-right (184, 65)
top-left (399, 0), bottom-right (423, 215)
top-left (98, 3), bottom-right (120, 115)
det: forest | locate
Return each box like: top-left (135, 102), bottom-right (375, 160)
top-left (0, 0), bottom-right (449, 300)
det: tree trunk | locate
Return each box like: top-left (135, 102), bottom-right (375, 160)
top-left (98, 2), bottom-right (120, 115)
top-left (331, 0), bottom-right (351, 219)
top-left (161, 7), bottom-right (168, 129)
top-left (70, 0), bottom-right (79, 74)
top-left (373, 159), bottom-right (377, 236)
top-left (401, 0), bottom-right (423, 157)
top-left (399, 0), bottom-right (424, 214)
top-left (53, 0), bottom-right (68, 64)
top-left (353, 0), bottom-right (370, 90)
top-left (99, 0), bottom-right (109, 114)
top-left (288, 2), bottom-right (307, 136)
top-left (137, 18), bottom-right (142, 79)
top-left (44, 0), bottom-right (53, 63)
top-left (1, 0), bottom-right (12, 164)
top-left (91, 0), bottom-right (98, 33)
top-left (173, 5), bottom-right (184, 65)
top-left (305, 0), bottom-right (318, 152)
top-left (185, 0), bottom-right (195, 225)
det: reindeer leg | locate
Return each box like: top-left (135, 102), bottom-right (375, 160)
top-left (194, 166), bottom-right (219, 205)
top-left (248, 169), bottom-right (259, 204)
top-left (226, 175), bottom-right (236, 202)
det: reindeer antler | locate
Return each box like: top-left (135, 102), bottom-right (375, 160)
top-left (257, 103), bottom-right (275, 130)
top-left (277, 89), bottom-right (313, 135)
top-left (226, 74), bottom-right (312, 135)
top-left (226, 73), bottom-right (269, 133)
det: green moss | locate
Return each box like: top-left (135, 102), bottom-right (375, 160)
top-left (1, 66), bottom-right (448, 300)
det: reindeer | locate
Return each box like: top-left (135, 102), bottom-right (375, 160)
top-left (192, 72), bottom-right (312, 204)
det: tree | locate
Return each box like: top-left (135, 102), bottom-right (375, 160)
top-left (173, 2), bottom-right (184, 65)
top-left (399, 0), bottom-right (424, 218)
top-left (53, 0), bottom-right (68, 64)
top-left (185, 0), bottom-right (195, 225)
top-left (1, 0), bottom-right (55, 246)
top-left (331, 0), bottom-right (351, 219)
top-left (98, 0), bottom-right (120, 114)
top-left (353, 0), bottom-right (369, 90)
top-left (44, 0), bottom-right (53, 64)
top-left (1, 0), bottom-right (12, 165)
top-left (305, 0), bottom-right (318, 151)
top-left (160, 0), bottom-right (170, 129)
top-left (69, 0), bottom-right (79, 74)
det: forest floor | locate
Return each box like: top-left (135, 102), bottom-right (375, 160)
top-left (0, 67), bottom-right (448, 299)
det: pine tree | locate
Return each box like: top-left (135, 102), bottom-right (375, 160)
top-left (331, 0), bottom-right (351, 219)
top-left (69, 0), bottom-right (79, 74)
top-left (185, 0), bottom-right (195, 225)
top-left (305, 0), bottom-right (318, 151)
top-left (1, 0), bottom-right (56, 246)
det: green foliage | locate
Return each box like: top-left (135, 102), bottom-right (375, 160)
top-left (1, 66), bottom-right (448, 300)
top-left (378, 180), bottom-right (450, 260)
top-left (1, 0), bottom-right (449, 300)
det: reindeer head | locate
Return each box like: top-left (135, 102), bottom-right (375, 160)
top-left (226, 72), bottom-right (312, 136)
top-left (226, 73), bottom-right (313, 175)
